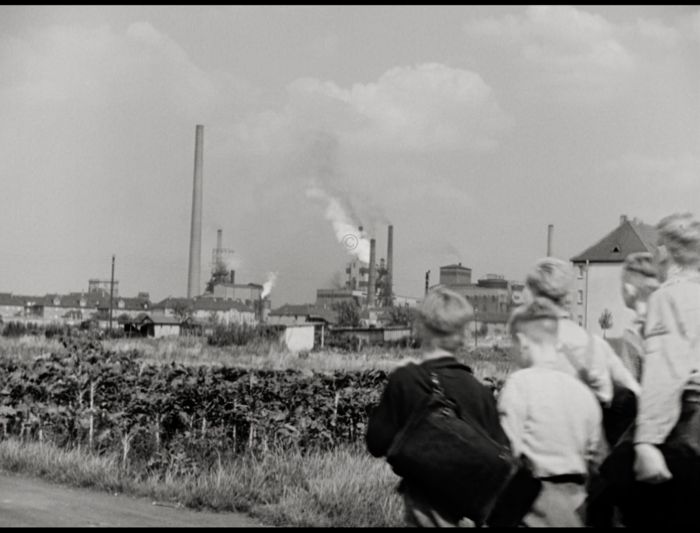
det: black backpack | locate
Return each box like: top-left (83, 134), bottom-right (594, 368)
top-left (387, 369), bottom-right (541, 526)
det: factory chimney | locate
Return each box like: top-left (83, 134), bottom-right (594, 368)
top-left (216, 228), bottom-right (222, 252)
top-left (187, 125), bottom-right (204, 299)
top-left (368, 238), bottom-right (377, 307)
top-left (229, 270), bottom-right (235, 284)
top-left (546, 224), bottom-right (554, 257)
top-left (386, 225), bottom-right (394, 305)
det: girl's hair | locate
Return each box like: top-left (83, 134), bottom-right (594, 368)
top-left (657, 213), bottom-right (700, 267)
top-left (417, 287), bottom-right (473, 352)
top-left (525, 257), bottom-right (575, 308)
top-left (622, 252), bottom-right (660, 297)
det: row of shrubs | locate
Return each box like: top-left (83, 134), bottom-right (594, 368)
top-left (0, 321), bottom-right (130, 339)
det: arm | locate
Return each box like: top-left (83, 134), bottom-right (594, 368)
top-left (598, 335), bottom-right (641, 396)
top-left (584, 334), bottom-right (614, 405)
top-left (634, 290), bottom-right (691, 445)
top-left (366, 370), bottom-right (405, 458)
top-left (482, 385), bottom-right (510, 447)
top-left (497, 376), bottom-right (527, 457)
top-left (558, 322), bottom-right (613, 405)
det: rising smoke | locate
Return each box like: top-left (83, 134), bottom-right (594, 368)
top-left (261, 271), bottom-right (278, 299)
top-left (306, 186), bottom-right (371, 263)
top-left (301, 130), bottom-right (386, 264)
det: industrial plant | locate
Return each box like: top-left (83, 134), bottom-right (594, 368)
top-left (0, 124), bottom-right (530, 348)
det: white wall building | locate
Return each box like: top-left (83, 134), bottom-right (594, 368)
top-left (570, 215), bottom-right (657, 338)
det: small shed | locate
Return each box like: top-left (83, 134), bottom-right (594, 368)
top-left (282, 324), bottom-right (315, 353)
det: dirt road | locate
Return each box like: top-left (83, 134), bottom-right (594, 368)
top-left (0, 472), bottom-right (265, 527)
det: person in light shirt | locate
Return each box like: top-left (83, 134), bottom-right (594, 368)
top-left (499, 296), bottom-right (602, 527)
top-left (619, 252), bottom-right (661, 382)
top-left (630, 213), bottom-right (700, 527)
top-left (523, 257), bottom-right (616, 406)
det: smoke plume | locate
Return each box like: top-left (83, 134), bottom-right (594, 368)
top-left (261, 271), bottom-right (278, 298)
top-left (306, 186), bottom-right (371, 263)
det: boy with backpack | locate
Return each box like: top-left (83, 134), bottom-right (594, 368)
top-left (366, 287), bottom-right (508, 526)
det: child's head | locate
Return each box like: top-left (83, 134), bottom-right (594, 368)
top-left (524, 257), bottom-right (575, 313)
top-left (621, 252), bottom-right (660, 310)
top-left (507, 297), bottom-right (560, 368)
top-left (655, 213), bottom-right (700, 279)
top-left (416, 287), bottom-right (473, 353)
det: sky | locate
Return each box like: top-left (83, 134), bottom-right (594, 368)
top-left (1, 5), bottom-right (699, 306)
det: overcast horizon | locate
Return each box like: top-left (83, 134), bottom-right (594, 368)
top-left (1, 5), bottom-right (699, 306)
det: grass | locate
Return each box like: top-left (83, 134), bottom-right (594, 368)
top-left (0, 334), bottom-right (515, 378)
top-left (0, 334), bottom-right (514, 526)
top-left (0, 335), bottom-right (63, 362)
top-left (0, 439), bottom-right (405, 527)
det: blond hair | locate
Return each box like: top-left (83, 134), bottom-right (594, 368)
top-left (417, 287), bottom-right (473, 352)
top-left (525, 257), bottom-right (575, 309)
top-left (657, 213), bottom-right (700, 267)
top-left (508, 297), bottom-right (560, 345)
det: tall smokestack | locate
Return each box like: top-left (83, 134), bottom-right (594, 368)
top-left (546, 224), bottom-right (553, 257)
top-left (368, 238), bottom-right (376, 307)
top-left (387, 225), bottom-right (394, 305)
top-left (425, 270), bottom-right (430, 296)
top-left (216, 228), bottom-right (222, 251)
top-left (187, 125), bottom-right (204, 299)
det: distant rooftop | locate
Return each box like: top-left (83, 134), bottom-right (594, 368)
top-left (571, 215), bottom-right (658, 263)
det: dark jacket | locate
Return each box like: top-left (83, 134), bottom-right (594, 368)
top-left (366, 356), bottom-right (508, 459)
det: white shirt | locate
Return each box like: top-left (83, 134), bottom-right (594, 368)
top-left (554, 319), bottom-right (614, 405)
top-left (498, 366), bottom-right (602, 478)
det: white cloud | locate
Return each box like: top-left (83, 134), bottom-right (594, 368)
top-left (0, 22), bottom-right (252, 122)
top-left (467, 6), bottom-right (634, 78)
top-left (233, 63), bottom-right (511, 154)
top-left (463, 5), bottom-right (700, 103)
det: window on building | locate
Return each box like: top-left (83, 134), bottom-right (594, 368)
top-left (577, 265), bottom-right (584, 279)
top-left (577, 290), bottom-right (583, 304)
top-left (578, 315), bottom-right (583, 326)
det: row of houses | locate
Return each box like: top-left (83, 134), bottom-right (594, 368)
top-left (0, 290), bottom-right (258, 329)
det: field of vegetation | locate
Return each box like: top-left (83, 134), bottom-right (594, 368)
top-left (0, 331), bottom-right (514, 527)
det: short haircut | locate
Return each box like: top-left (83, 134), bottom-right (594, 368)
top-left (622, 252), bottom-right (660, 297)
top-left (508, 297), bottom-right (560, 345)
top-left (525, 257), bottom-right (575, 308)
top-left (657, 213), bottom-right (700, 267)
top-left (417, 287), bottom-right (473, 351)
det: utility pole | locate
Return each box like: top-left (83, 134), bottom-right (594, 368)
top-left (108, 255), bottom-right (115, 331)
top-left (474, 307), bottom-right (478, 349)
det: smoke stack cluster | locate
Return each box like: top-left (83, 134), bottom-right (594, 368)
top-left (368, 238), bottom-right (377, 307)
top-left (187, 125), bottom-right (204, 298)
top-left (386, 225), bottom-right (393, 305)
